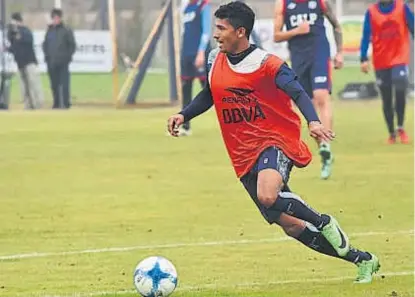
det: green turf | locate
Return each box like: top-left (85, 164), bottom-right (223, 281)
top-left (9, 72), bottom-right (171, 105)
top-left (0, 67), bottom-right (413, 297)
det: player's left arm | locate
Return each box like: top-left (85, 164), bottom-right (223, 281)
top-left (404, 3), bottom-right (414, 36)
top-left (322, 0), bottom-right (344, 69)
top-left (274, 64), bottom-right (334, 142)
top-left (275, 64), bottom-right (319, 124)
top-left (195, 2), bottom-right (212, 68)
top-left (360, 10), bottom-right (371, 73)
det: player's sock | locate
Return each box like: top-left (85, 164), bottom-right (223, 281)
top-left (343, 246), bottom-right (372, 264)
top-left (296, 223), bottom-right (338, 257)
top-left (319, 142), bottom-right (333, 179)
top-left (182, 79), bottom-right (193, 130)
top-left (270, 192), bottom-right (330, 229)
top-left (379, 84), bottom-right (395, 136)
top-left (320, 142), bottom-right (329, 149)
top-left (319, 142), bottom-right (332, 158)
top-left (395, 86), bottom-right (406, 128)
top-left (296, 224), bottom-right (372, 264)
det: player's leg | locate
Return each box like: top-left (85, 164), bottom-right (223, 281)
top-left (278, 214), bottom-right (376, 260)
top-left (311, 58), bottom-right (334, 179)
top-left (287, 218), bottom-right (380, 283)
top-left (180, 56), bottom-right (195, 135)
top-left (291, 58), bottom-right (313, 98)
top-left (254, 146), bottom-right (349, 256)
top-left (271, 187), bottom-right (380, 282)
top-left (376, 69), bottom-right (396, 143)
top-left (292, 59), bottom-right (331, 180)
top-left (197, 65), bottom-right (208, 89)
top-left (392, 65), bottom-right (410, 144)
top-left (409, 35), bottom-right (415, 97)
top-left (198, 76), bottom-right (207, 89)
top-left (241, 164), bottom-right (379, 283)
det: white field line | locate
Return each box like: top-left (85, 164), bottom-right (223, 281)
top-left (1, 229), bottom-right (413, 261)
top-left (38, 270), bottom-right (414, 297)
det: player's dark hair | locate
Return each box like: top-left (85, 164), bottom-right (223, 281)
top-left (214, 1), bottom-right (255, 38)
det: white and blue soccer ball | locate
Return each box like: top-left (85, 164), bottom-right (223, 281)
top-left (133, 256), bottom-right (178, 297)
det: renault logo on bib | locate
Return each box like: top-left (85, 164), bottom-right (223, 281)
top-left (222, 87), bottom-right (266, 124)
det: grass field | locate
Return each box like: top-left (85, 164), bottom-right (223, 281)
top-left (0, 67), bottom-right (413, 297)
top-left (9, 72), bottom-right (171, 106)
top-left (8, 65), bottom-right (376, 105)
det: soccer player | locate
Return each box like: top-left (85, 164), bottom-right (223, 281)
top-left (407, 0), bottom-right (414, 96)
top-left (360, 0), bottom-right (414, 144)
top-left (273, 0), bottom-right (343, 179)
top-left (180, 0), bottom-right (212, 136)
top-left (167, 1), bottom-right (380, 284)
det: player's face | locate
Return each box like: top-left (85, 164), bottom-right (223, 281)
top-left (214, 18), bottom-right (242, 54)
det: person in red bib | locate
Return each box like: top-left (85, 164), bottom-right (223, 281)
top-left (360, 0), bottom-right (414, 144)
top-left (168, 1), bottom-right (379, 283)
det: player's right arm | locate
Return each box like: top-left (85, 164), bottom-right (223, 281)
top-left (167, 85), bottom-right (213, 137)
top-left (167, 50), bottom-right (218, 137)
top-left (273, 0), bottom-right (310, 42)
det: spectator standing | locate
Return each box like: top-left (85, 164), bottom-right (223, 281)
top-left (7, 12), bottom-right (43, 109)
top-left (42, 8), bottom-right (76, 109)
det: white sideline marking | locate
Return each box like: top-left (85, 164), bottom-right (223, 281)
top-left (0, 229), bottom-right (412, 261)
top-left (38, 270), bottom-right (414, 297)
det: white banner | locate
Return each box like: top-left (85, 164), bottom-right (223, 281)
top-left (0, 30), bottom-right (112, 73)
top-left (252, 19), bottom-right (291, 61)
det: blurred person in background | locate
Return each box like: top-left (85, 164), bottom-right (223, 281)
top-left (407, 0), bottom-right (414, 96)
top-left (273, 0), bottom-right (343, 180)
top-left (360, 0), bottom-right (414, 144)
top-left (42, 8), bottom-right (76, 109)
top-left (179, 0), bottom-right (212, 136)
top-left (7, 12), bottom-right (43, 109)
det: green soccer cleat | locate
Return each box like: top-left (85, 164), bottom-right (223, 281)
top-left (319, 144), bottom-right (334, 180)
top-left (354, 253), bottom-right (381, 284)
top-left (320, 215), bottom-right (350, 257)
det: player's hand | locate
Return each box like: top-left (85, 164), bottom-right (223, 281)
top-left (308, 121), bottom-right (335, 143)
top-left (361, 61), bottom-right (370, 74)
top-left (296, 22), bottom-right (310, 35)
top-left (334, 53), bottom-right (344, 69)
top-left (167, 114), bottom-right (184, 137)
top-left (194, 51), bottom-right (205, 69)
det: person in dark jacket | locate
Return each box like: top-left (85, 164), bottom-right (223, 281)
top-left (42, 8), bottom-right (76, 109)
top-left (8, 12), bottom-right (43, 109)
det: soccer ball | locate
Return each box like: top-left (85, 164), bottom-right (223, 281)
top-left (133, 256), bottom-right (178, 297)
